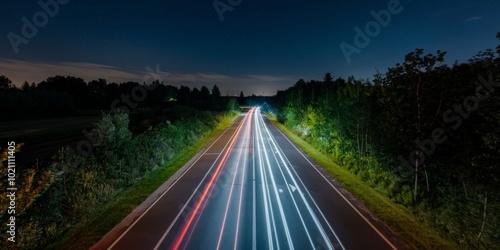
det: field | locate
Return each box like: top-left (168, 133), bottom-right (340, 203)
top-left (0, 115), bottom-right (101, 168)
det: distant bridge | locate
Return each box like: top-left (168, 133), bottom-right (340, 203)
top-left (239, 106), bottom-right (254, 112)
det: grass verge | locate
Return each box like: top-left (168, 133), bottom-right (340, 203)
top-left (268, 115), bottom-right (457, 250)
top-left (48, 113), bottom-right (239, 250)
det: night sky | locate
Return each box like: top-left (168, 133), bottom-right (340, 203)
top-left (1, 0), bottom-right (499, 95)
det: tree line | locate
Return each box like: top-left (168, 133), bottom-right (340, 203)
top-left (0, 83), bottom-right (240, 249)
top-left (0, 73), bottom-right (242, 248)
top-left (0, 75), bottom-right (236, 120)
top-left (271, 33), bottom-right (500, 248)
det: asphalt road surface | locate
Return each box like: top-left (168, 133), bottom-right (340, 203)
top-left (102, 108), bottom-right (408, 250)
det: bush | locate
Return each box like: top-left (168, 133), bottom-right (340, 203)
top-left (0, 107), bottom-right (238, 249)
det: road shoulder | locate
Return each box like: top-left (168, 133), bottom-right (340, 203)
top-left (90, 115), bottom-right (241, 250)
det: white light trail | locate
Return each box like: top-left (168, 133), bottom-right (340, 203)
top-left (255, 107), bottom-right (294, 249)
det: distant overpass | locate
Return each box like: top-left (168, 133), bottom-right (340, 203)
top-left (240, 106), bottom-right (254, 112)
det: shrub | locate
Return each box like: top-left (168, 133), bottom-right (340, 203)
top-left (0, 107), bottom-right (238, 249)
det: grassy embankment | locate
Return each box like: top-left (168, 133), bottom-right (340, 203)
top-left (268, 115), bottom-right (457, 250)
top-left (48, 113), bottom-right (238, 250)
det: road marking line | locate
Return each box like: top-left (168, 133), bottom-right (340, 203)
top-left (256, 113), bottom-right (275, 250)
top-left (252, 112), bottom-right (257, 250)
top-left (234, 109), bottom-right (253, 249)
top-left (271, 132), bottom-right (344, 250)
top-left (257, 112), bottom-right (294, 249)
top-left (217, 108), bottom-right (253, 249)
top-left (107, 117), bottom-right (241, 250)
top-left (170, 111), bottom-right (252, 249)
top-left (261, 113), bottom-right (336, 250)
top-left (270, 117), bottom-right (398, 250)
top-left (264, 134), bottom-right (316, 248)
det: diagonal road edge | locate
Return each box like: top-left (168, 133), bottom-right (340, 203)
top-left (91, 116), bottom-right (241, 250)
top-left (266, 116), bottom-right (413, 250)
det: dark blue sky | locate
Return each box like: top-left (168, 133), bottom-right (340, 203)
top-left (1, 0), bottom-right (499, 95)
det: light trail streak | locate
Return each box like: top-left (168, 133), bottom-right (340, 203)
top-left (216, 108), bottom-right (253, 249)
top-left (170, 109), bottom-right (253, 250)
top-left (233, 108), bottom-right (253, 250)
top-left (256, 108), bottom-right (294, 249)
top-left (268, 124), bottom-right (346, 250)
top-left (109, 106), bottom-right (398, 250)
top-left (262, 123), bottom-right (316, 248)
top-left (255, 110), bottom-right (275, 250)
top-left (273, 116), bottom-right (396, 249)
top-left (259, 110), bottom-right (337, 250)
top-left (111, 116), bottom-right (241, 250)
top-left (252, 117), bottom-right (257, 250)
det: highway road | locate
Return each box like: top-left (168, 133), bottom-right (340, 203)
top-left (101, 107), bottom-right (408, 250)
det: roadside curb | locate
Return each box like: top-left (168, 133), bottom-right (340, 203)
top-left (91, 116), bottom-right (239, 250)
top-left (267, 117), bottom-right (413, 250)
